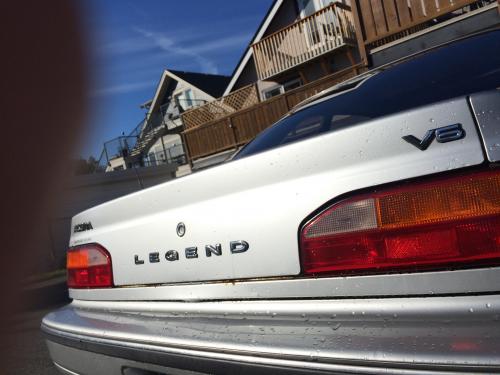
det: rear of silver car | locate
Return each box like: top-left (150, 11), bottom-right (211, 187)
top-left (43, 32), bottom-right (500, 375)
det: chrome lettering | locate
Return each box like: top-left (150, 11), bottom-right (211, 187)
top-left (230, 240), bottom-right (249, 254)
top-left (165, 250), bottom-right (179, 261)
top-left (205, 244), bottom-right (222, 257)
top-left (133, 241), bottom-right (249, 265)
top-left (403, 124), bottom-right (465, 150)
top-left (435, 124), bottom-right (465, 143)
top-left (149, 252), bottom-right (160, 263)
top-left (185, 247), bottom-right (198, 259)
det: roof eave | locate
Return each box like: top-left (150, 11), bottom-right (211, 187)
top-left (223, 0), bottom-right (284, 96)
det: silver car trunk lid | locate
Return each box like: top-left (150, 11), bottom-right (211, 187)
top-left (70, 97), bottom-right (484, 286)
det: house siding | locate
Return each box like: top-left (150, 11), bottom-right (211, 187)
top-left (262, 0), bottom-right (299, 37)
top-left (172, 80), bottom-right (213, 102)
top-left (230, 56), bottom-right (259, 92)
top-left (147, 134), bottom-right (183, 156)
top-left (229, 0), bottom-right (359, 97)
top-left (230, 0), bottom-right (300, 92)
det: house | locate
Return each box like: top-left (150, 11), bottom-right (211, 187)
top-left (103, 69), bottom-right (230, 172)
top-left (102, 0), bottom-right (498, 174)
top-left (226, 0), bottom-right (358, 99)
top-left (226, 0), bottom-right (499, 98)
top-left (180, 0), bottom-right (498, 170)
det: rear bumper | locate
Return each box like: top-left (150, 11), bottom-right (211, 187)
top-left (42, 295), bottom-right (500, 375)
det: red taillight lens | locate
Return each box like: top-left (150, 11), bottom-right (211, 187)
top-left (67, 244), bottom-right (113, 288)
top-left (300, 170), bottom-right (500, 275)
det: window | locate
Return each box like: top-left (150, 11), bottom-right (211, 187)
top-left (234, 31), bottom-right (500, 160)
top-left (297, 0), bottom-right (337, 17)
top-left (147, 152), bottom-right (157, 166)
top-left (264, 87), bottom-right (282, 100)
top-left (319, 0), bottom-right (337, 7)
top-left (175, 89), bottom-right (195, 112)
top-left (283, 78), bottom-right (302, 92)
top-left (297, 0), bottom-right (344, 47)
top-left (263, 78), bottom-right (303, 100)
top-left (297, 0), bottom-right (318, 17)
top-left (185, 89), bottom-right (194, 107)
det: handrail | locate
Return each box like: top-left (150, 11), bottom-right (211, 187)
top-left (252, 2), bottom-right (356, 80)
top-left (181, 83), bottom-right (259, 129)
top-left (182, 65), bottom-right (362, 160)
top-left (354, 0), bottom-right (489, 48)
top-left (254, 3), bottom-right (351, 45)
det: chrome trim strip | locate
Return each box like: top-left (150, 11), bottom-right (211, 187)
top-left (69, 267), bottom-right (500, 301)
top-left (67, 294), bottom-right (499, 317)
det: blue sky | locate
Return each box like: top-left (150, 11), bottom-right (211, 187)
top-left (79, 0), bottom-right (273, 159)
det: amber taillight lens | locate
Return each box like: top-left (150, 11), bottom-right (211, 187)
top-left (67, 244), bottom-right (113, 288)
top-left (300, 170), bottom-right (500, 275)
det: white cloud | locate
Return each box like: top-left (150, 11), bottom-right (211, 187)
top-left (133, 27), bottom-right (219, 74)
top-left (90, 28), bottom-right (253, 98)
top-left (90, 80), bottom-right (157, 97)
top-left (97, 36), bottom-right (156, 56)
top-left (96, 26), bottom-right (251, 76)
top-left (96, 28), bottom-right (193, 57)
top-left (188, 34), bottom-right (251, 54)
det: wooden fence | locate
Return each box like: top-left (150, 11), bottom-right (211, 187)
top-left (183, 65), bottom-right (363, 161)
top-left (181, 84), bottom-right (259, 129)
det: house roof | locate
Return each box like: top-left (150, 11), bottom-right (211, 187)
top-left (223, 0), bottom-right (283, 95)
top-left (145, 69), bottom-right (231, 118)
top-left (168, 70), bottom-right (231, 98)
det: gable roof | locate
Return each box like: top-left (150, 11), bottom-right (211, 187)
top-left (168, 70), bottom-right (231, 98)
top-left (146, 69), bottom-right (230, 117)
top-left (224, 0), bottom-right (283, 95)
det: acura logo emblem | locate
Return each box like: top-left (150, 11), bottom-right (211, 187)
top-left (176, 222), bottom-right (186, 237)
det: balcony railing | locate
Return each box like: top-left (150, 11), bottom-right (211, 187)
top-left (252, 3), bottom-right (356, 80)
top-left (181, 83), bottom-right (259, 129)
top-left (352, 0), bottom-right (496, 62)
top-left (142, 144), bottom-right (187, 168)
top-left (182, 64), bottom-right (363, 161)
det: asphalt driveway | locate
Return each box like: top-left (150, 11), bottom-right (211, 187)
top-left (3, 306), bottom-right (63, 375)
top-left (3, 275), bottom-right (69, 374)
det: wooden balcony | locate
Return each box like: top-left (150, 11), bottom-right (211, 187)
top-left (182, 65), bottom-right (363, 161)
top-left (182, 84), bottom-right (260, 129)
top-left (180, 0), bottom-right (497, 163)
top-left (352, 0), bottom-right (497, 62)
top-left (252, 3), bottom-right (357, 80)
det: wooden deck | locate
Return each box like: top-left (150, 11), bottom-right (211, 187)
top-left (182, 65), bottom-right (364, 161)
top-left (252, 3), bottom-right (357, 80)
top-left (179, 0), bottom-right (498, 163)
top-left (352, 0), bottom-right (495, 61)
top-left (182, 84), bottom-right (259, 130)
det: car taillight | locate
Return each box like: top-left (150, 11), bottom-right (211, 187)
top-left (300, 170), bottom-right (500, 275)
top-left (67, 244), bottom-right (113, 288)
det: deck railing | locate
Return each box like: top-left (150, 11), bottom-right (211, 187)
top-left (352, 0), bottom-right (494, 61)
top-left (181, 83), bottom-right (259, 129)
top-left (252, 3), bottom-right (357, 80)
top-left (182, 64), bottom-right (364, 161)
